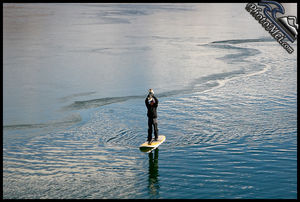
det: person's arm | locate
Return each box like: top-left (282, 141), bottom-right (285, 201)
top-left (153, 96), bottom-right (158, 107)
top-left (145, 98), bottom-right (149, 108)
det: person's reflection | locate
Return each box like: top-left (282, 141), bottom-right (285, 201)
top-left (148, 148), bottom-right (160, 198)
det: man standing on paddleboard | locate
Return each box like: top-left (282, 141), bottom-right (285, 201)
top-left (145, 89), bottom-right (159, 144)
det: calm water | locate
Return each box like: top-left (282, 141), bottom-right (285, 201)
top-left (3, 3), bottom-right (297, 199)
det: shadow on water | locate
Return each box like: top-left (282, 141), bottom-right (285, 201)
top-left (148, 148), bottom-right (160, 199)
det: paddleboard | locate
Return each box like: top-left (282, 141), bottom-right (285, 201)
top-left (139, 135), bottom-right (166, 153)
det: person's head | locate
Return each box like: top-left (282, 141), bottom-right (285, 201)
top-left (147, 89), bottom-right (154, 104)
top-left (149, 89), bottom-right (154, 96)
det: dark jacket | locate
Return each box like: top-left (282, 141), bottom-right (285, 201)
top-left (145, 95), bottom-right (158, 119)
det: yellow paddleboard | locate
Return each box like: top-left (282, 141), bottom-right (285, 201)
top-left (139, 135), bottom-right (166, 152)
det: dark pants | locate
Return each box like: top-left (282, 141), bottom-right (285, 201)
top-left (148, 118), bottom-right (158, 141)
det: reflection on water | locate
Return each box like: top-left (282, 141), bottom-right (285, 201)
top-left (148, 148), bottom-right (160, 199)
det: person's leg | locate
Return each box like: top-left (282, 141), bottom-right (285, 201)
top-left (148, 118), bottom-right (153, 142)
top-left (153, 118), bottom-right (158, 140)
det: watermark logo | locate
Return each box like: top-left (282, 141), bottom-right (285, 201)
top-left (246, 1), bottom-right (298, 54)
